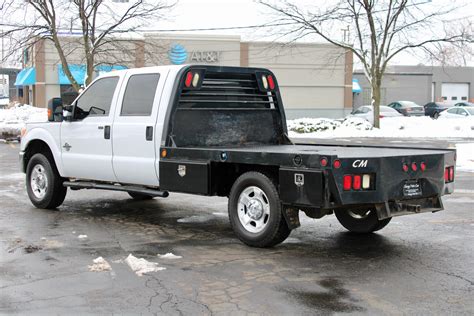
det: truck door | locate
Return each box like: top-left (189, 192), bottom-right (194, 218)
top-left (112, 69), bottom-right (168, 186)
top-left (60, 75), bottom-right (121, 182)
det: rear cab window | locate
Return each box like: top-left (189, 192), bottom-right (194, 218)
top-left (120, 74), bottom-right (160, 116)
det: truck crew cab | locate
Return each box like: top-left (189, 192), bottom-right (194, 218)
top-left (20, 65), bottom-right (456, 247)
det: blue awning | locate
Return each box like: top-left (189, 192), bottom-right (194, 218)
top-left (57, 64), bottom-right (86, 85)
top-left (14, 67), bottom-right (36, 86)
top-left (352, 79), bottom-right (362, 93)
top-left (58, 64), bottom-right (127, 85)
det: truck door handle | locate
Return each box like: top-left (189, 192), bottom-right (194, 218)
top-left (104, 125), bottom-right (111, 139)
top-left (146, 126), bottom-right (153, 141)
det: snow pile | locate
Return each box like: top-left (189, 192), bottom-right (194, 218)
top-left (288, 117), bottom-right (372, 134)
top-left (288, 116), bottom-right (474, 138)
top-left (88, 257), bottom-right (112, 272)
top-left (158, 253), bottom-right (182, 259)
top-left (125, 254), bottom-right (165, 276)
top-left (77, 234), bottom-right (88, 240)
top-left (0, 104), bottom-right (47, 138)
top-left (456, 143), bottom-right (474, 172)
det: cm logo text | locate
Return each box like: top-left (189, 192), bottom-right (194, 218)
top-left (352, 159), bottom-right (368, 168)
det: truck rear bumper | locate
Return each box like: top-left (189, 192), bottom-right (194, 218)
top-left (374, 196), bottom-right (443, 220)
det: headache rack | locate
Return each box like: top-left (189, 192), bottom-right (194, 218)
top-left (178, 70), bottom-right (278, 109)
top-left (168, 66), bottom-right (288, 147)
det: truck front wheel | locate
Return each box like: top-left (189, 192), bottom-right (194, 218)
top-left (228, 172), bottom-right (291, 247)
top-left (26, 153), bottom-right (67, 209)
top-left (334, 208), bottom-right (391, 233)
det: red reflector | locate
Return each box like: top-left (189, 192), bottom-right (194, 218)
top-left (333, 159), bottom-right (341, 169)
top-left (403, 163), bottom-right (409, 172)
top-left (267, 75), bottom-right (275, 90)
top-left (411, 162), bottom-right (417, 171)
top-left (444, 168), bottom-right (449, 182)
top-left (353, 175), bottom-right (361, 190)
top-left (320, 157), bottom-right (328, 167)
top-left (343, 175), bottom-right (352, 191)
top-left (184, 72), bottom-right (193, 87)
top-left (449, 167), bottom-right (454, 181)
top-left (420, 162), bottom-right (426, 171)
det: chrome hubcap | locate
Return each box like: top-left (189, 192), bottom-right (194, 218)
top-left (30, 164), bottom-right (48, 199)
top-left (237, 186), bottom-right (270, 233)
top-left (348, 209), bottom-right (372, 219)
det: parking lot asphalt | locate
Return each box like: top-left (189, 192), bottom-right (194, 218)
top-left (0, 141), bottom-right (473, 315)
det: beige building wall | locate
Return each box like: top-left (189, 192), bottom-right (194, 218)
top-left (144, 34), bottom-right (241, 67)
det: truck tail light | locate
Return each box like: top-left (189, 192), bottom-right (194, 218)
top-left (267, 75), bottom-right (275, 90)
top-left (420, 162), bottom-right (426, 171)
top-left (333, 159), bottom-right (341, 169)
top-left (362, 174), bottom-right (371, 189)
top-left (343, 174), bottom-right (373, 191)
top-left (411, 162), bottom-right (417, 171)
top-left (353, 175), bottom-right (361, 190)
top-left (343, 175), bottom-right (352, 191)
top-left (320, 157), bottom-right (328, 167)
top-left (402, 163), bottom-right (409, 172)
top-left (445, 166), bottom-right (454, 183)
top-left (184, 71), bottom-right (193, 88)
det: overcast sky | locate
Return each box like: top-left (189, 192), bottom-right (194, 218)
top-left (155, 0), bottom-right (474, 66)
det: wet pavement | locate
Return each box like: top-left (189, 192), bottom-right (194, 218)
top-left (0, 142), bottom-right (473, 315)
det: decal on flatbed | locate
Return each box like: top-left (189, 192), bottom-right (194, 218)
top-left (352, 159), bottom-right (368, 168)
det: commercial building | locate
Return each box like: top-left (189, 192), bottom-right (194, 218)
top-left (15, 34), bottom-right (354, 118)
top-left (353, 66), bottom-right (474, 108)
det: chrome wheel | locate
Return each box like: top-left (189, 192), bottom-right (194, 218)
top-left (237, 186), bottom-right (270, 234)
top-left (348, 209), bottom-right (372, 219)
top-left (30, 164), bottom-right (48, 199)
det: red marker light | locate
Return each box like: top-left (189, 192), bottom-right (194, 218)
top-left (343, 175), bottom-right (352, 191)
top-left (267, 75), bottom-right (275, 90)
top-left (320, 157), bottom-right (328, 167)
top-left (184, 72), bottom-right (193, 87)
top-left (420, 162), bottom-right (426, 171)
top-left (333, 159), bottom-right (341, 169)
top-left (353, 175), bottom-right (362, 190)
top-left (449, 167), bottom-right (454, 182)
top-left (403, 163), bottom-right (409, 172)
top-left (411, 162), bottom-right (417, 171)
top-left (444, 168), bottom-right (449, 182)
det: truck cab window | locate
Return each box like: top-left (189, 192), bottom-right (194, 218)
top-left (121, 74), bottom-right (160, 116)
top-left (75, 77), bottom-right (119, 118)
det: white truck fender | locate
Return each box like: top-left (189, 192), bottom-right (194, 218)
top-left (21, 125), bottom-right (65, 176)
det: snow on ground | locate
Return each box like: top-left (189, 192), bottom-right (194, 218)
top-left (77, 234), bottom-right (88, 240)
top-left (0, 104), bottom-right (47, 138)
top-left (88, 257), bottom-right (112, 272)
top-left (456, 143), bottom-right (474, 172)
top-left (288, 116), bottom-right (474, 139)
top-left (158, 253), bottom-right (182, 259)
top-left (125, 254), bottom-right (165, 276)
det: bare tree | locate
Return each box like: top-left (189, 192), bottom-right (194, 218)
top-left (1, 0), bottom-right (174, 91)
top-left (259, 0), bottom-right (473, 127)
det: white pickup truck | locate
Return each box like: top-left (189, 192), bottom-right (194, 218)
top-left (20, 65), bottom-right (455, 247)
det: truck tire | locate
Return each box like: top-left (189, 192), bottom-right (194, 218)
top-left (433, 112), bottom-right (439, 119)
top-left (334, 208), bottom-right (391, 233)
top-left (26, 153), bottom-right (67, 209)
top-left (228, 172), bottom-right (291, 247)
top-left (127, 192), bottom-right (154, 200)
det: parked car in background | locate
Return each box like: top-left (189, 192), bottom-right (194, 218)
top-left (348, 105), bottom-right (402, 124)
top-left (423, 102), bottom-right (451, 119)
top-left (387, 101), bottom-right (425, 117)
top-left (454, 102), bottom-right (474, 107)
top-left (439, 106), bottom-right (474, 120)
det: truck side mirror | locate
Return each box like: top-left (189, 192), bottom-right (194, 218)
top-left (48, 97), bottom-right (63, 122)
top-left (63, 104), bottom-right (74, 122)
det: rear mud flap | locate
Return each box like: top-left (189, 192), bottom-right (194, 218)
top-left (375, 196), bottom-right (444, 220)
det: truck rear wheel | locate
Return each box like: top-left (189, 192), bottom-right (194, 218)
top-left (228, 172), bottom-right (291, 247)
top-left (26, 153), bottom-right (67, 209)
top-left (335, 208), bottom-right (391, 233)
